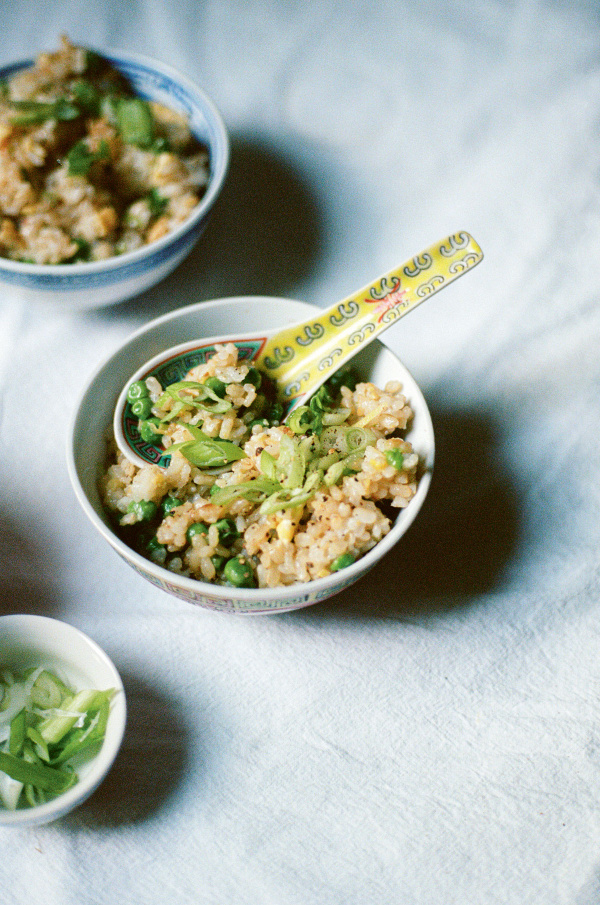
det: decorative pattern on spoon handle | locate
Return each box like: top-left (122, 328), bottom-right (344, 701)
top-left (258, 231), bottom-right (483, 405)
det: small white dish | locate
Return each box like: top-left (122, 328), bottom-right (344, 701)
top-left (0, 615), bottom-right (126, 827)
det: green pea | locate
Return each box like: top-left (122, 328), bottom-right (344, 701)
top-left (251, 393), bottom-right (268, 416)
top-left (131, 397), bottom-right (153, 419)
top-left (151, 136), bottom-right (170, 153)
top-left (186, 522), bottom-right (208, 542)
top-left (162, 495), bottom-right (180, 516)
top-left (127, 499), bottom-right (158, 522)
top-left (203, 376), bottom-right (227, 398)
top-left (147, 535), bottom-right (166, 564)
top-left (127, 380), bottom-right (149, 403)
top-left (384, 449), bottom-right (405, 470)
top-left (245, 367), bottom-right (262, 389)
top-left (330, 552), bottom-right (356, 572)
top-left (269, 402), bottom-right (284, 425)
top-left (215, 518), bottom-right (239, 547)
top-left (249, 417), bottom-right (269, 430)
top-left (326, 365), bottom-right (358, 393)
top-left (211, 554), bottom-right (227, 573)
top-left (139, 418), bottom-right (161, 442)
top-left (223, 556), bottom-right (256, 588)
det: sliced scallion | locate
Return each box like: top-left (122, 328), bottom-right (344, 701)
top-left (330, 552), bottom-right (356, 572)
top-left (0, 666), bottom-right (117, 811)
top-left (259, 450), bottom-right (277, 481)
top-left (8, 709), bottom-right (26, 757)
top-left (384, 448), bottom-right (405, 470)
top-left (168, 423), bottom-right (248, 468)
top-left (25, 727), bottom-right (49, 763)
top-left (156, 382), bottom-right (232, 419)
top-left (172, 436), bottom-right (248, 468)
top-left (66, 138), bottom-right (110, 176)
top-left (147, 187), bottom-right (167, 218)
top-left (50, 702), bottom-right (109, 766)
top-left (209, 476), bottom-right (281, 507)
top-left (116, 97), bottom-right (154, 148)
top-left (70, 79), bottom-right (101, 116)
top-left (0, 752), bottom-right (76, 793)
top-left (29, 670), bottom-right (71, 709)
top-left (37, 689), bottom-right (109, 746)
top-left (287, 406), bottom-right (318, 435)
top-left (9, 97), bottom-right (80, 125)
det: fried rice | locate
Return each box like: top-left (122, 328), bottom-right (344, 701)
top-left (0, 36), bottom-right (208, 264)
top-left (100, 343), bottom-right (420, 589)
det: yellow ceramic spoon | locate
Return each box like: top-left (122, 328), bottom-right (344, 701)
top-left (115, 231), bottom-right (482, 468)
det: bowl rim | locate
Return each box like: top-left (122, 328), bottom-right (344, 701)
top-left (0, 46), bottom-right (230, 276)
top-left (0, 614), bottom-right (127, 826)
top-left (67, 295), bottom-right (435, 610)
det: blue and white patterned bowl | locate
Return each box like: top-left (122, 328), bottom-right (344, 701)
top-left (67, 297), bottom-right (435, 615)
top-left (0, 49), bottom-right (229, 309)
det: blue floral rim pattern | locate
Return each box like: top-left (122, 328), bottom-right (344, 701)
top-left (0, 222), bottom-right (205, 289)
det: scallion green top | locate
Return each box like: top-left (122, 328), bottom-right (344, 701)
top-left (0, 667), bottom-right (116, 811)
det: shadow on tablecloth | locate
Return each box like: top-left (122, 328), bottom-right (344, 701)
top-left (0, 515), bottom-right (61, 617)
top-left (65, 671), bottom-right (196, 828)
top-left (87, 132), bottom-right (326, 323)
top-left (291, 401), bottom-right (522, 621)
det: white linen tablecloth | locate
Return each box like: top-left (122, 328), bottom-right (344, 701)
top-left (1, 2), bottom-right (600, 903)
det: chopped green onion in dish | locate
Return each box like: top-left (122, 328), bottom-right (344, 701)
top-left (115, 97), bottom-right (154, 148)
top-left (130, 397), bottom-right (153, 420)
top-left (202, 375), bottom-right (227, 398)
top-left (139, 417), bottom-right (162, 442)
top-left (70, 79), bottom-right (101, 116)
top-left (330, 552), bottom-right (356, 572)
top-left (155, 381), bottom-right (233, 419)
top-left (146, 187), bottom-right (168, 218)
top-left (127, 380), bottom-right (149, 402)
top-left (0, 667), bottom-right (116, 810)
top-left (169, 427), bottom-right (248, 468)
top-left (385, 448), bottom-right (405, 470)
top-left (287, 405), bottom-right (319, 435)
top-left (9, 97), bottom-right (80, 125)
top-left (66, 138), bottom-right (110, 176)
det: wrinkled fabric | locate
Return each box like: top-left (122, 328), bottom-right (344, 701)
top-left (1, 2), bottom-right (600, 903)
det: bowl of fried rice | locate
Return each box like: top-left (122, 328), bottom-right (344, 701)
top-left (0, 36), bottom-right (229, 308)
top-left (67, 296), bottom-right (435, 614)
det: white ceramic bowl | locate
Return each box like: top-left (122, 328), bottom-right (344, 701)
top-left (0, 615), bottom-right (126, 827)
top-left (0, 49), bottom-right (229, 308)
top-left (67, 296), bottom-right (435, 614)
